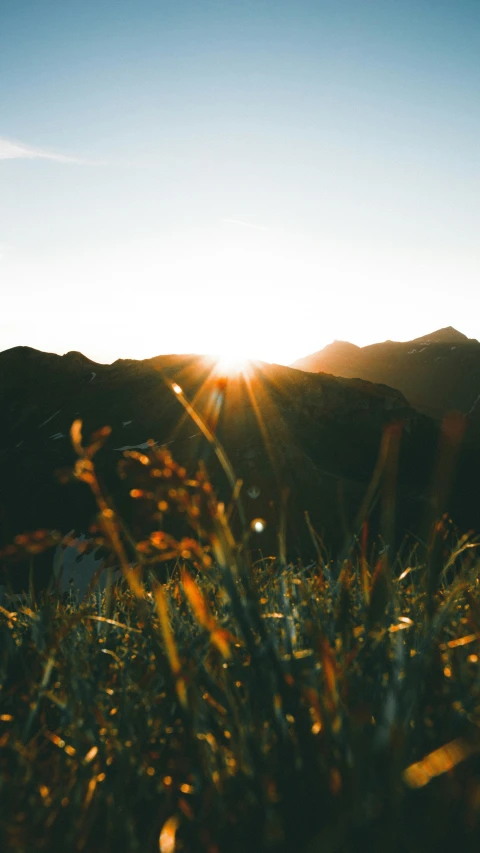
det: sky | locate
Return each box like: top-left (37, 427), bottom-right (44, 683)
top-left (0, 0), bottom-right (479, 366)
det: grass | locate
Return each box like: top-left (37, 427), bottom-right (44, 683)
top-left (2, 405), bottom-right (480, 852)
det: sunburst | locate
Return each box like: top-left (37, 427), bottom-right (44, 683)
top-left (212, 353), bottom-right (252, 377)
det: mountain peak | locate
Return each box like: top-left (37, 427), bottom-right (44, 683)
top-left (410, 326), bottom-right (471, 345)
top-left (327, 340), bottom-right (361, 351)
top-left (63, 350), bottom-right (97, 366)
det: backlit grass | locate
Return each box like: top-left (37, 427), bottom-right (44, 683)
top-left (2, 410), bottom-right (480, 852)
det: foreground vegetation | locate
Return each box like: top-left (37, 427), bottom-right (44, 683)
top-left (2, 414), bottom-right (480, 852)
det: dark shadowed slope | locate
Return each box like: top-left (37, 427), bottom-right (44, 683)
top-left (2, 345), bottom-right (480, 590)
top-left (291, 327), bottom-right (480, 422)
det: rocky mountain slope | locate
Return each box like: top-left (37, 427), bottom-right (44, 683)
top-left (1, 345), bottom-right (480, 589)
top-left (291, 327), bottom-right (480, 422)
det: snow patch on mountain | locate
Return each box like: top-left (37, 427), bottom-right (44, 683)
top-left (469, 393), bottom-right (480, 415)
top-left (114, 441), bottom-right (156, 451)
top-left (39, 410), bottom-right (60, 428)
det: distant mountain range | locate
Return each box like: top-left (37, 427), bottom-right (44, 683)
top-left (2, 341), bottom-right (480, 590)
top-left (291, 327), bottom-right (480, 424)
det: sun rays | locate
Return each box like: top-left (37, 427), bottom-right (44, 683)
top-left (212, 353), bottom-right (253, 377)
top-left (161, 355), bottom-right (291, 529)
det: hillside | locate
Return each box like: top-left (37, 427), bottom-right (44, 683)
top-left (291, 327), bottom-right (480, 421)
top-left (1, 345), bottom-right (480, 589)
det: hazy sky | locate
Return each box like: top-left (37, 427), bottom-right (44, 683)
top-left (1, 0), bottom-right (479, 365)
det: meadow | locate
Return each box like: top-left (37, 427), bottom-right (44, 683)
top-left (2, 414), bottom-right (480, 852)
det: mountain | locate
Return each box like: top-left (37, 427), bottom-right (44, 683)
top-left (1, 345), bottom-right (480, 591)
top-left (409, 326), bottom-right (470, 345)
top-left (291, 327), bottom-right (480, 421)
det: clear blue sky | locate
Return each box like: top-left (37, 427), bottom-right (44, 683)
top-left (1, 0), bottom-right (479, 364)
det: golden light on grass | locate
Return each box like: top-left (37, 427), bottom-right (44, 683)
top-left (403, 737), bottom-right (476, 788)
top-left (159, 815), bottom-right (180, 853)
top-left (84, 746), bottom-right (99, 764)
top-left (153, 582), bottom-right (188, 708)
top-left (447, 633), bottom-right (479, 648)
top-left (181, 568), bottom-right (232, 659)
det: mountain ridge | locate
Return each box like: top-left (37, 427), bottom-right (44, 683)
top-left (0, 343), bottom-right (458, 590)
top-left (291, 327), bottom-right (480, 420)
top-left (3, 341), bottom-right (480, 593)
top-left (409, 326), bottom-right (471, 344)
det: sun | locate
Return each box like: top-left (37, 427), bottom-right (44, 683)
top-left (212, 352), bottom-right (253, 376)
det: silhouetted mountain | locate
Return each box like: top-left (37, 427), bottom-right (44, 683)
top-left (2, 345), bottom-right (480, 590)
top-left (409, 326), bottom-right (469, 345)
top-left (291, 327), bottom-right (480, 421)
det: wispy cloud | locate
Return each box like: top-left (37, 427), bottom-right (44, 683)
top-left (222, 217), bottom-right (268, 232)
top-left (0, 136), bottom-right (104, 165)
